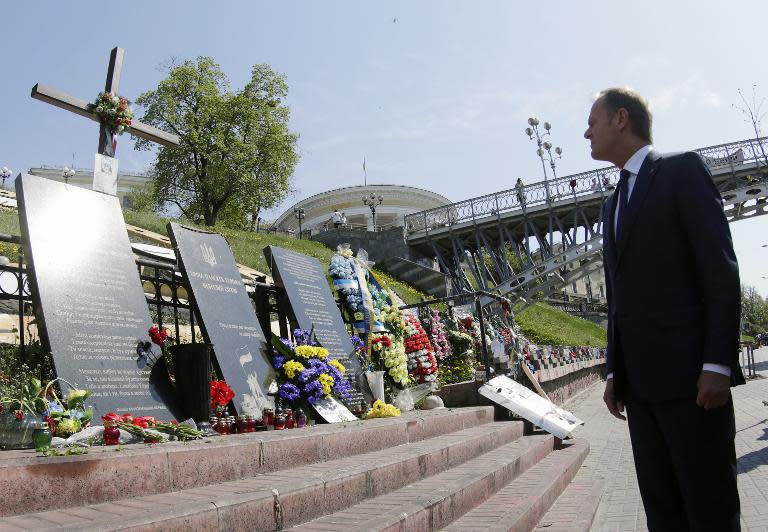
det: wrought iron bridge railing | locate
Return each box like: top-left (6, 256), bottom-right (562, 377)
top-left (404, 136), bottom-right (768, 236)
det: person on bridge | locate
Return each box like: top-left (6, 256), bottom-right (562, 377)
top-left (515, 177), bottom-right (526, 208)
top-left (585, 87), bottom-right (744, 532)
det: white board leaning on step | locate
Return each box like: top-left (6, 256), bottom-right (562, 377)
top-left (479, 375), bottom-right (583, 440)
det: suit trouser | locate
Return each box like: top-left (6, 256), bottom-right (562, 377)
top-left (626, 397), bottom-right (740, 532)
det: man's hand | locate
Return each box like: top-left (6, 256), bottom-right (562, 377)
top-left (696, 370), bottom-right (730, 410)
top-left (603, 379), bottom-right (626, 421)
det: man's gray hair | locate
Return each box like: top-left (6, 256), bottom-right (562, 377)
top-left (596, 87), bottom-right (653, 143)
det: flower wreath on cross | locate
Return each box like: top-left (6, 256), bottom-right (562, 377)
top-left (93, 91), bottom-right (133, 134)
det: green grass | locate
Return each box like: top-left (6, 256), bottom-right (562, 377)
top-left (516, 302), bottom-right (607, 347)
top-left (0, 208), bottom-right (21, 257)
top-left (742, 334), bottom-right (755, 342)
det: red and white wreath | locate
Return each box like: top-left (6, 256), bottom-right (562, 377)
top-left (404, 314), bottom-right (438, 383)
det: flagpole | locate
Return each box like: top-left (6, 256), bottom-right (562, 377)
top-left (363, 157), bottom-right (367, 186)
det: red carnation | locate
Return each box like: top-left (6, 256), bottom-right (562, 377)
top-left (14, 410), bottom-right (24, 421)
top-left (210, 380), bottom-right (235, 409)
top-left (148, 326), bottom-right (169, 346)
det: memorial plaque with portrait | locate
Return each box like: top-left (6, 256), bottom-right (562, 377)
top-left (168, 223), bottom-right (275, 415)
top-left (264, 246), bottom-right (364, 403)
top-left (16, 173), bottom-right (173, 419)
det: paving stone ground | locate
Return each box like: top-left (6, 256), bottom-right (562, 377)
top-left (565, 346), bottom-right (768, 532)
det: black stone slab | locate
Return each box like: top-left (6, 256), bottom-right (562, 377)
top-left (264, 246), bottom-right (365, 404)
top-left (168, 223), bottom-right (275, 415)
top-left (15, 173), bottom-right (173, 419)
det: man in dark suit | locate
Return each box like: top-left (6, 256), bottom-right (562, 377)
top-left (585, 87), bottom-right (744, 531)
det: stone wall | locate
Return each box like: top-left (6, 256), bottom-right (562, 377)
top-left (310, 227), bottom-right (430, 266)
top-left (434, 358), bottom-right (606, 413)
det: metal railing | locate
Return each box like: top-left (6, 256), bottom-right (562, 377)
top-left (405, 136), bottom-right (768, 235)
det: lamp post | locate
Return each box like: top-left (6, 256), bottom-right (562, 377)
top-left (525, 118), bottom-right (563, 203)
top-left (62, 166), bottom-right (76, 184)
top-left (362, 192), bottom-right (383, 231)
top-left (0, 167), bottom-right (12, 189)
top-left (293, 207), bottom-right (305, 239)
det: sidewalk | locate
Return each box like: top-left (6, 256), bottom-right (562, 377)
top-left (566, 346), bottom-right (768, 532)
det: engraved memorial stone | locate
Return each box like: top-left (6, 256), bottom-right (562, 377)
top-left (16, 173), bottom-right (172, 419)
top-left (168, 223), bottom-right (274, 415)
top-left (264, 246), bottom-right (365, 403)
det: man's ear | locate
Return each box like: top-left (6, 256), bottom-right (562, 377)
top-left (613, 108), bottom-right (630, 132)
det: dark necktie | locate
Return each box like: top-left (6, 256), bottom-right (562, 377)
top-left (615, 169), bottom-right (631, 241)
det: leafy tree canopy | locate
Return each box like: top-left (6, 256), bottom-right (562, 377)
top-left (134, 57), bottom-right (299, 227)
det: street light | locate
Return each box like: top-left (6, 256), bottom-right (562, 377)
top-left (362, 192), bottom-right (383, 231)
top-left (293, 207), bottom-right (305, 239)
top-left (0, 167), bottom-right (12, 189)
top-left (525, 117), bottom-right (563, 204)
top-left (62, 166), bottom-right (76, 184)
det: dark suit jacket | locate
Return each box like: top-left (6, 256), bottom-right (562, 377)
top-left (602, 150), bottom-right (745, 402)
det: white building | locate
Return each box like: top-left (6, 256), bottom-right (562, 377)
top-left (273, 184), bottom-right (452, 234)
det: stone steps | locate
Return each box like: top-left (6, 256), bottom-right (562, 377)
top-left (534, 480), bottom-right (604, 532)
top-left (0, 406), bottom-right (494, 518)
top-left (441, 438), bottom-right (589, 532)
top-left (292, 434), bottom-right (555, 531)
top-left (0, 407), bottom-right (596, 531)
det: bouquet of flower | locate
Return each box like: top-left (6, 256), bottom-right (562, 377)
top-left (107, 412), bottom-right (203, 442)
top-left (381, 305), bottom-right (407, 339)
top-left (93, 91), bottom-right (133, 134)
top-left (210, 380), bottom-right (235, 416)
top-left (403, 315), bottom-right (438, 383)
top-left (424, 309), bottom-right (452, 360)
top-left (0, 376), bottom-right (48, 422)
top-left (369, 333), bottom-right (409, 387)
top-left (364, 399), bottom-right (401, 419)
top-left (329, 246), bottom-right (365, 321)
top-left (271, 329), bottom-right (352, 405)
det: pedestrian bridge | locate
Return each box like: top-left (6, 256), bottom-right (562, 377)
top-left (403, 136), bottom-right (768, 304)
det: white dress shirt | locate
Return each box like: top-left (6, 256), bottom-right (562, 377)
top-left (606, 145), bottom-right (730, 380)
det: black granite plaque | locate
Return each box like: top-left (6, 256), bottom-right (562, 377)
top-left (168, 223), bottom-right (275, 415)
top-left (15, 173), bottom-right (173, 419)
top-left (264, 246), bottom-right (365, 403)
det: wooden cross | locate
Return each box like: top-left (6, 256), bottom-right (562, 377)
top-left (31, 47), bottom-right (179, 158)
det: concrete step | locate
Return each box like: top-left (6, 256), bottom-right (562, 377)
top-left (292, 433), bottom-right (555, 531)
top-left (0, 406), bottom-right (494, 518)
top-left (441, 438), bottom-right (590, 532)
top-left (0, 419), bottom-right (523, 531)
top-left (534, 480), bottom-right (604, 532)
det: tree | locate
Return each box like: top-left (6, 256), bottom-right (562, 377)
top-left (741, 285), bottom-right (768, 336)
top-left (134, 57), bottom-right (299, 227)
top-left (733, 85), bottom-right (768, 171)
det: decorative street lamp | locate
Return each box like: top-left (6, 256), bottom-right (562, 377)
top-left (293, 207), bottom-right (305, 239)
top-left (0, 167), bottom-right (12, 189)
top-left (362, 192), bottom-right (383, 231)
top-left (525, 117), bottom-right (563, 203)
top-left (62, 166), bottom-right (76, 184)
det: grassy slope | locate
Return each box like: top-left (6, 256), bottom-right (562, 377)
top-left (516, 302), bottom-right (607, 347)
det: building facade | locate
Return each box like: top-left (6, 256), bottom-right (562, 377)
top-left (273, 184), bottom-right (452, 234)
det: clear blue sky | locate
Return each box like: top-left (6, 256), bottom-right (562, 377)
top-left (1, 1), bottom-right (767, 295)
